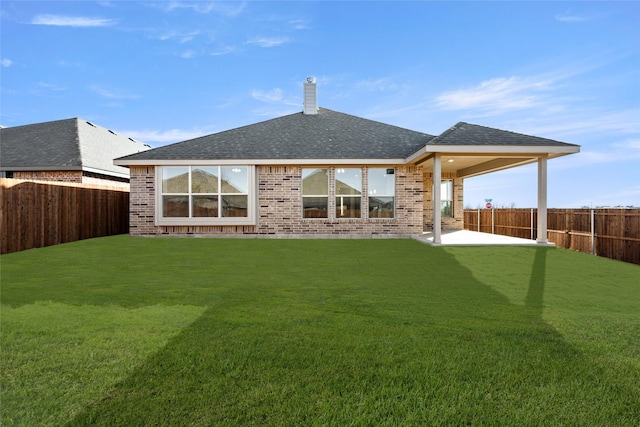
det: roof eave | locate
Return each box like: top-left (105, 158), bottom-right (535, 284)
top-left (114, 158), bottom-right (408, 167)
top-left (405, 144), bottom-right (580, 164)
top-left (0, 165), bottom-right (82, 172)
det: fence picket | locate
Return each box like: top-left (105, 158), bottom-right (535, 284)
top-left (0, 179), bottom-right (129, 254)
top-left (464, 208), bottom-right (640, 264)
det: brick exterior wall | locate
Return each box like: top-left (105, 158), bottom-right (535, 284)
top-left (11, 170), bottom-right (129, 189)
top-left (13, 171), bottom-right (83, 183)
top-left (422, 172), bottom-right (464, 230)
top-left (129, 165), bottom-right (426, 237)
top-left (82, 175), bottom-right (129, 190)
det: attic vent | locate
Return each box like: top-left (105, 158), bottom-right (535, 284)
top-left (108, 130), bottom-right (117, 135)
top-left (303, 77), bottom-right (318, 115)
top-left (86, 121), bottom-right (96, 127)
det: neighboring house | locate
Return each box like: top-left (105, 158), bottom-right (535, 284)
top-left (0, 118), bottom-right (150, 189)
top-left (115, 78), bottom-right (580, 242)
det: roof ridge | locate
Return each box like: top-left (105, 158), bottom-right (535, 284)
top-left (0, 117), bottom-right (78, 130)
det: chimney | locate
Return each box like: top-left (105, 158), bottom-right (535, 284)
top-left (303, 76), bottom-right (318, 115)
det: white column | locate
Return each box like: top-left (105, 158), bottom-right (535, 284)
top-left (433, 154), bottom-right (442, 244)
top-left (537, 156), bottom-right (548, 244)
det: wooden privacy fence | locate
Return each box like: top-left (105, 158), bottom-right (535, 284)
top-left (0, 179), bottom-right (129, 254)
top-left (464, 208), bottom-right (640, 265)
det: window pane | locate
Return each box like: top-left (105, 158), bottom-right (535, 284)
top-left (163, 195), bottom-right (189, 217)
top-left (162, 166), bottom-right (189, 193)
top-left (192, 195), bottom-right (218, 217)
top-left (221, 166), bottom-right (248, 194)
top-left (441, 201), bottom-right (453, 218)
top-left (335, 168), bottom-right (362, 195)
top-left (441, 180), bottom-right (453, 200)
top-left (369, 196), bottom-right (394, 218)
top-left (192, 167), bottom-right (218, 193)
top-left (302, 168), bottom-right (328, 195)
top-left (336, 196), bottom-right (361, 218)
top-left (303, 197), bottom-right (328, 218)
top-left (368, 168), bottom-right (395, 196)
top-left (222, 195), bottom-right (248, 217)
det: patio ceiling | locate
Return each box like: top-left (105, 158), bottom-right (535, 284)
top-left (412, 149), bottom-right (578, 178)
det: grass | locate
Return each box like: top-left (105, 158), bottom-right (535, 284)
top-left (1, 235), bottom-right (639, 426)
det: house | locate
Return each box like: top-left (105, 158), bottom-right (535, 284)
top-left (115, 78), bottom-right (580, 242)
top-left (0, 118), bottom-right (150, 188)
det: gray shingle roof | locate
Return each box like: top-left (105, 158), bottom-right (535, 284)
top-left (0, 118), bottom-right (150, 177)
top-left (117, 108), bottom-right (435, 162)
top-left (1, 118), bottom-right (82, 169)
top-left (426, 122), bottom-right (578, 147)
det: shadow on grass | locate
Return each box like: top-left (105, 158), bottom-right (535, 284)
top-left (60, 241), bottom-right (638, 426)
top-left (525, 246), bottom-right (546, 312)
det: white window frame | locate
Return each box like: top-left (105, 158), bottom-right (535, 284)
top-left (302, 168), bottom-right (329, 219)
top-left (155, 165), bottom-right (256, 226)
top-left (441, 179), bottom-right (453, 218)
top-left (335, 168), bottom-right (362, 219)
top-left (368, 168), bottom-right (396, 219)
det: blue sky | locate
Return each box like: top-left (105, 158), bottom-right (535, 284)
top-left (2, 1), bottom-right (639, 208)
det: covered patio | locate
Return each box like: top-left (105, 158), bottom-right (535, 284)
top-left (407, 122), bottom-right (580, 245)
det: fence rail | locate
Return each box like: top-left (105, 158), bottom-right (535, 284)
top-left (1, 179), bottom-right (129, 254)
top-left (464, 208), bottom-right (640, 265)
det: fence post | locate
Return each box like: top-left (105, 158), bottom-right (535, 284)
top-left (530, 208), bottom-right (534, 240)
top-left (477, 209), bottom-right (480, 232)
top-left (591, 209), bottom-right (595, 255)
top-left (491, 208), bottom-right (495, 234)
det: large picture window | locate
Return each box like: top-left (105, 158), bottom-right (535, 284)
top-left (335, 168), bottom-right (362, 218)
top-left (302, 168), bottom-right (328, 218)
top-left (368, 168), bottom-right (395, 218)
top-left (441, 179), bottom-right (453, 218)
top-left (158, 165), bottom-right (254, 225)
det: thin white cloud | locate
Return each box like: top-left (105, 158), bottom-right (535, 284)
top-left (251, 88), bottom-right (283, 103)
top-left (251, 88), bottom-right (301, 108)
top-left (90, 85), bottom-right (139, 100)
top-left (157, 30), bottom-right (201, 43)
top-left (118, 128), bottom-right (210, 145)
top-left (246, 36), bottom-right (289, 48)
top-left (289, 19), bottom-right (311, 30)
top-left (57, 60), bottom-right (83, 67)
top-left (555, 11), bottom-right (593, 23)
top-left (210, 46), bottom-right (236, 56)
top-left (508, 108), bottom-right (640, 139)
top-left (435, 76), bottom-right (553, 114)
top-left (31, 14), bottom-right (116, 27)
top-left (1, 58), bottom-right (12, 67)
top-left (180, 50), bottom-right (197, 59)
top-left (159, 1), bottom-right (246, 16)
top-left (35, 82), bottom-right (67, 92)
top-left (356, 77), bottom-right (404, 92)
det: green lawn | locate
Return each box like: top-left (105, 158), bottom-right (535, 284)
top-left (1, 236), bottom-right (639, 426)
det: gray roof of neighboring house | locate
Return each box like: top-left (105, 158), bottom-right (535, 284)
top-left (0, 118), bottom-right (150, 177)
top-left (426, 122), bottom-right (578, 147)
top-left (116, 108), bottom-right (435, 162)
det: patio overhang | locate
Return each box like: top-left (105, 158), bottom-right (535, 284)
top-left (410, 144), bottom-right (580, 245)
top-left (406, 144), bottom-right (579, 178)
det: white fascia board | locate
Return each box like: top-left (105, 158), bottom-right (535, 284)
top-left (115, 158), bottom-right (406, 167)
top-left (424, 144), bottom-right (580, 155)
top-left (82, 166), bottom-right (130, 179)
top-left (405, 144), bottom-right (580, 163)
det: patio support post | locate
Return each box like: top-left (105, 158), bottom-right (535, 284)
top-left (433, 154), bottom-right (442, 244)
top-left (537, 155), bottom-right (548, 244)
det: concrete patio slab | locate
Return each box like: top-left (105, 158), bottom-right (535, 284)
top-left (414, 230), bottom-right (555, 247)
